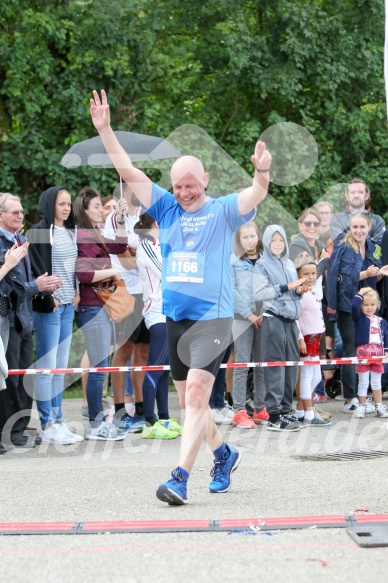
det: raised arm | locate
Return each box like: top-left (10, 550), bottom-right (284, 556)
top-left (237, 141), bottom-right (272, 216)
top-left (90, 90), bottom-right (152, 208)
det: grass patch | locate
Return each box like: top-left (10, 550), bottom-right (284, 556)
top-left (64, 384), bottom-right (83, 399)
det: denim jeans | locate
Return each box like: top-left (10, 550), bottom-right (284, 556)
top-left (124, 358), bottom-right (134, 397)
top-left (33, 304), bottom-right (75, 429)
top-left (75, 305), bottom-right (112, 423)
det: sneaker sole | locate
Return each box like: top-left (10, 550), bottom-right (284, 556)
top-left (40, 438), bottom-right (79, 445)
top-left (126, 425), bottom-right (145, 433)
top-left (267, 424), bottom-right (301, 432)
top-left (209, 451), bottom-right (242, 494)
top-left (252, 419), bottom-right (269, 425)
top-left (66, 435), bottom-right (84, 442)
top-left (232, 423), bottom-right (256, 429)
top-left (86, 434), bottom-right (126, 441)
top-left (141, 433), bottom-right (179, 439)
top-left (304, 422), bottom-right (332, 427)
top-left (156, 485), bottom-right (188, 505)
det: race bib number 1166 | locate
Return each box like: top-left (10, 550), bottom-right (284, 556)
top-left (166, 251), bottom-right (205, 283)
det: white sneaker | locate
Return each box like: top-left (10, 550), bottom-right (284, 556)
top-left (354, 404), bottom-right (366, 418)
top-left (343, 397), bottom-right (359, 413)
top-left (58, 422), bottom-right (84, 442)
top-left (334, 392), bottom-right (345, 401)
top-left (375, 403), bottom-right (388, 418)
top-left (40, 425), bottom-right (79, 445)
top-left (220, 406), bottom-right (234, 418)
top-left (212, 407), bottom-right (233, 425)
top-left (364, 397), bottom-right (375, 414)
top-left (85, 421), bottom-right (126, 441)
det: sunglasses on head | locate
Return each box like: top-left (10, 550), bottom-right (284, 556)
top-left (303, 221), bottom-right (320, 227)
top-left (82, 190), bottom-right (97, 208)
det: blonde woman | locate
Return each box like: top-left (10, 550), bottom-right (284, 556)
top-left (328, 212), bottom-right (382, 414)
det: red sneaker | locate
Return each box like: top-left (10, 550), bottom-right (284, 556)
top-left (232, 409), bottom-right (256, 429)
top-left (253, 408), bottom-right (269, 424)
top-left (313, 394), bottom-right (327, 403)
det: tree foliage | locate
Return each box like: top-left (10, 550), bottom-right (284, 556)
top-left (0, 0), bottom-right (386, 225)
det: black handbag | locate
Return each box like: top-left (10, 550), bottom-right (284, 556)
top-left (32, 293), bottom-right (55, 313)
top-left (0, 292), bottom-right (9, 317)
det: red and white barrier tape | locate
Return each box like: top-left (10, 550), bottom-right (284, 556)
top-left (7, 356), bottom-right (388, 375)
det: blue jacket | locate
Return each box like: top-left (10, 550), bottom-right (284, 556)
top-left (230, 254), bottom-right (260, 318)
top-left (328, 239), bottom-right (382, 314)
top-left (352, 294), bottom-right (388, 349)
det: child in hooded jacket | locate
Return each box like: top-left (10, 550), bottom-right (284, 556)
top-left (253, 225), bottom-right (309, 432)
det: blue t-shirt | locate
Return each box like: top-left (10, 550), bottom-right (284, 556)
top-left (144, 183), bottom-right (254, 321)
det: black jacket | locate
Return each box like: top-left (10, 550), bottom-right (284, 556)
top-left (26, 186), bottom-right (75, 313)
top-left (26, 186), bottom-right (75, 277)
top-left (0, 234), bottom-right (37, 333)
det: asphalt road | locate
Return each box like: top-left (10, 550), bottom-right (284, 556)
top-left (1, 394), bottom-right (388, 582)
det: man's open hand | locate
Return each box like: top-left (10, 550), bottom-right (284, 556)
top-left (90, 89), bottom-right (111, 134)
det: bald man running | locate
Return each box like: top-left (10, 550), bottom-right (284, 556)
top-left (90, 90), bottom-right (272, 505)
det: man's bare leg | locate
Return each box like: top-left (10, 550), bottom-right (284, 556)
top-left (157, 367), bottom-right (241, 504)
top-left (130, 342), bottom-right (149, 403)
top-left (174, 370), bottom-right (223, 473)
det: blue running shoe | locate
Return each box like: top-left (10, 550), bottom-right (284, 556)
top-left (115, 413), bottom-right (134, 432)
top-left (156, 468), bottom-right (188, 505)
top-left (126, 416), bottom-right (145, 433)
top-left (209, 444), bottom-right (241, 493)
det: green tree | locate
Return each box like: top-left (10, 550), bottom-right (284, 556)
top-left (0, 0), bottom-right (386, 224)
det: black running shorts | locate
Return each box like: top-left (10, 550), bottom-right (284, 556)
top-left (166, 317), bottom-right (232, 380)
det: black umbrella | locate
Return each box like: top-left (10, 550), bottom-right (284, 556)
top-left (60, 130), bottom-right (181, 168)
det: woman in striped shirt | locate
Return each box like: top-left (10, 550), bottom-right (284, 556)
top-left (27, 186), bottom-right (82, 445)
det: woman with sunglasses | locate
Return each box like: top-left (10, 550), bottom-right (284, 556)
top-left (74, 187), bottom-right (129, 441)
top-left (328, 212), bottom-right (383, 414)
top-left (289, 208), bottom-right (327, 263)
top-left (289, 208), bottom-right (331, 404)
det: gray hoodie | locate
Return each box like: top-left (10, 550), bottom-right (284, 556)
top-left (253, 224), bottom-right (301, 320)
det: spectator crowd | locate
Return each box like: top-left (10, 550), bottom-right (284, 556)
top-left (1, 177), bottom-right (387, 453)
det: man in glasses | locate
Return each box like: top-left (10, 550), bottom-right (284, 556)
top-left (330, 178), bottom-right (385, 246)
top-left (0, 193), bottom-right (63, 449)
